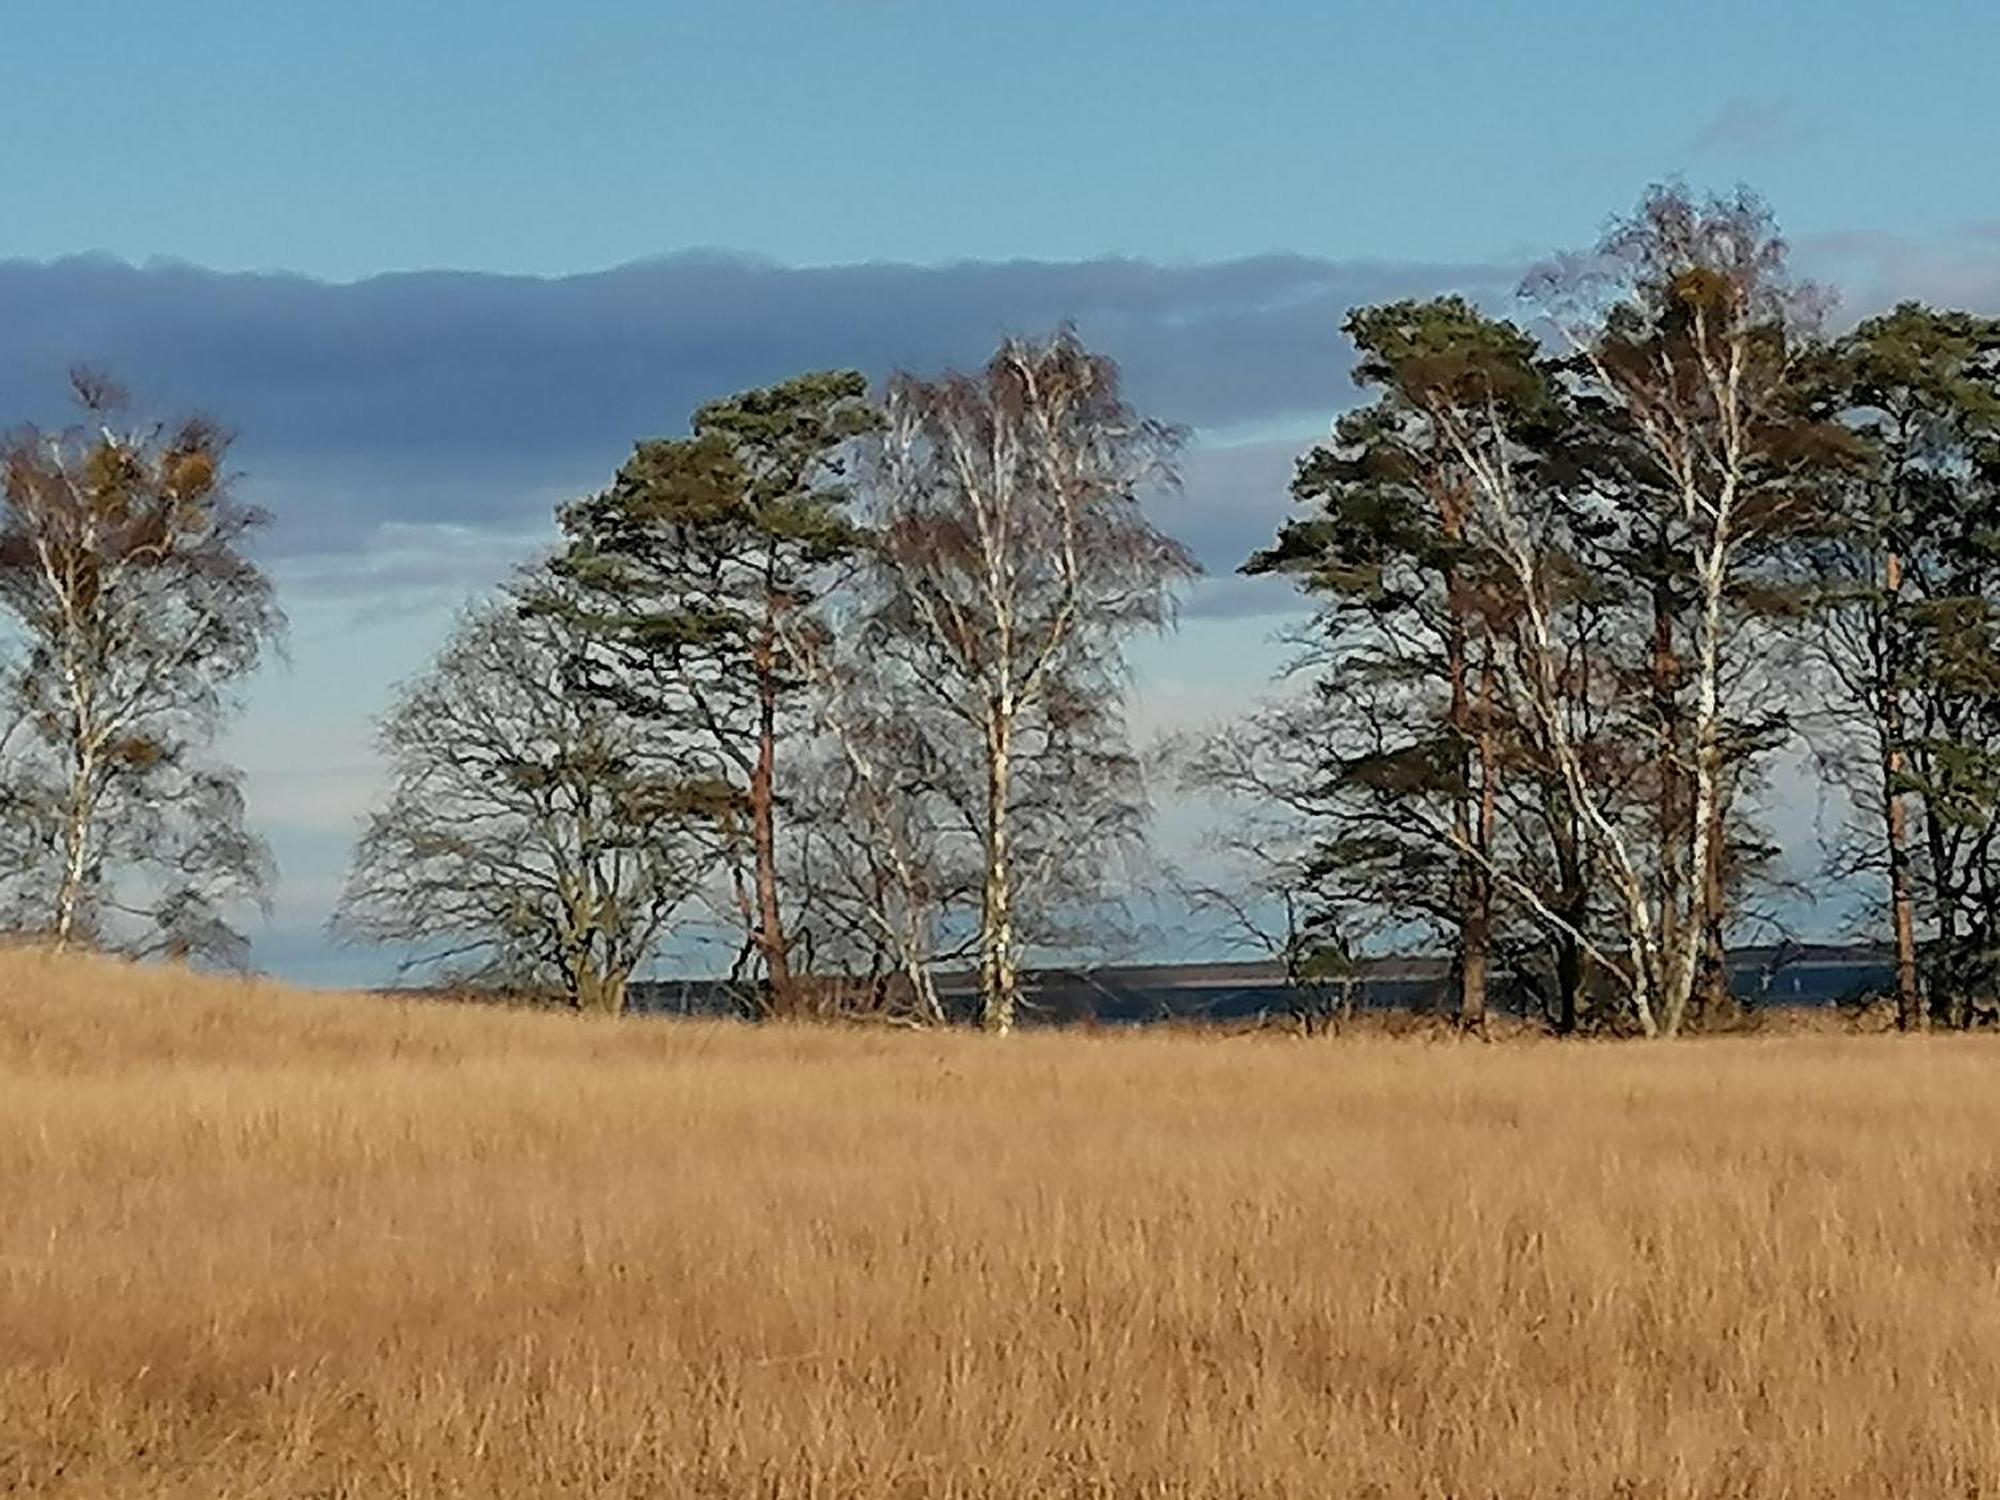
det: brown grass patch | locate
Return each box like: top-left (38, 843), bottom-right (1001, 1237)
top-left (5, 949), bottom-right (2000, 1497)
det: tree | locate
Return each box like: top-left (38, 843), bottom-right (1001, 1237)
top-left (1491, 184), bottom-right (1840, 1035)
top-left (784, 701), bottom-right (970, 1025)
top-left (1795, 305), bottom-right (2000, 1029)
top-left (334, 596), bottom-right (717, 1013)
top-left (0, 370), bottom-right (280, 964)
top-left (1171, 693), bottom-right (1374, 1033)
top-left (1247, 297), bottom-right (1558, 1031)
top-left (545, 372), bottom-right (875, 1016)
top-left (769, 574), bottom-right (983, 1024)
top-left (872, 329), bottom-right (1197, 1031)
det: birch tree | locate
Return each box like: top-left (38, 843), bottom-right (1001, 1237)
top-left (1480, 185), bottom-right (1839, 1035)
top-left (784, 680), bottom-right (974, 1025)
top-left (334, 596), bottom-right (718, 1013)
top-left (0, 371), bottom-right (279, 963)
top-left (872, 329), bottom-right (1196, 1031)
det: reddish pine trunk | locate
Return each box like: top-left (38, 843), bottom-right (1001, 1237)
top-left (751, 641), bottom-right (797, 1016)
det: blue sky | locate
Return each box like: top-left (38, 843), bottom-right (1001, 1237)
top-left (3, 2), bottom-right (1996, 982)
top-left (6, 1), bottom-right (1994, 278)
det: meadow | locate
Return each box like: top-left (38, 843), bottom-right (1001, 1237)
top-left (5, 949), bottom-right (2000, 1498)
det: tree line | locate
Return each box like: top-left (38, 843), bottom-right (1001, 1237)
top-left (12, 182), bottom-right (2000, 1036)
top-left (1193, 184), bottom-right (2000, 1036)
top-left (333, 334), bottom-right (1192, 1031)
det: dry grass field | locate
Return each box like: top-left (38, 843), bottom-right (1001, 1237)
top-left (5, 951), bottom-right (2000, 1497)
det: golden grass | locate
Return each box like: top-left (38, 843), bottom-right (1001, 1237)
top-left (5, 950), bottom-right (2000, 1498)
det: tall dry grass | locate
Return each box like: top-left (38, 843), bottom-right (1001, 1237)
top-left (4, 949), bottom-right (2000, 1497)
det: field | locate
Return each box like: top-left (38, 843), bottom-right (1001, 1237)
top-left (5, 952), bottom-right (2000, 1497)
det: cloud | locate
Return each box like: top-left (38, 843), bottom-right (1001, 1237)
top-left (0, 250), bottom-right (1519, 574)
top-left (1686, 98), bottom-right (1815, 159)
top-left (1165, 436), bottom-right (1321, 608)
top-left (1794, 227), bottom-right (2000, 321)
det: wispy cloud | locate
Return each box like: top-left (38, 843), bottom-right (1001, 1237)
top-left (1686, 98), bottom-right (1815, 159)
top-left (1795, 226), bottom-right (2000, 321)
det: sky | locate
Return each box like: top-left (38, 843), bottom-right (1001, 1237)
top-left (4, 0), bottom-right (1998, 983)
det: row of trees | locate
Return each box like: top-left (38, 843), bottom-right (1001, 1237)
top-left (0, 337), bottom-right (1190, 1033)
top-left (15, 181), bottom-right (2000, 1037)
top-left (332, 333), bottom-right (1194, 1030)
top-left (1192, 185), bottom-right (2000, 1035)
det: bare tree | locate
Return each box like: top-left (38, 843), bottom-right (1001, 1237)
top-left (871, 329), bottom-right (1197, 1031)
top-left (334, 594), bottom-right (718, 1013)
top-left (785, 712), bottom-right (972, 1025)
top-left (1170, 694), bottom-right (1374, 1032)
top-left (0, 370), bottom-right (280, 964)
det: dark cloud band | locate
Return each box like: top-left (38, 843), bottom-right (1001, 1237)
top-left (0, 250), bottom-right (1519, 566)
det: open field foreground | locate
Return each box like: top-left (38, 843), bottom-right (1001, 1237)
top-left (6, 954), bottom-right (2000, 1498)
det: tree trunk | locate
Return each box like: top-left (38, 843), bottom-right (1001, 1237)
top-left (980, 710), bottom-right (1019, 1034)
top-left (1443, 547), bottom-right (1486, 1033)
top-left (1650, 567), bottom-right (1685, 983)
top-left (1460, 895), bottom-right (1490, 1034)
top-left (750, 646), bottom-right (797, 1017)
top-left (1887, 780), bottom-right (1921, 1030)
top-left (1695, 801), bottom-right (1732, 1025)
top-left (574, 965), bottom-right (629, 1016)
top-left (1550, 793), bottom-right (1586, 1034)
top-left (53, 750), bottom-right (98, 950)
top-left (1461, 647), bottom-right (1501, 1035)
top-left (908, 958), bottom-right (945, 1027)
top-left (1880, 552), bottom-right (1924, 1032)
top-left (1669, 543), bottom-right (1729, 1038)
top-left (1555, 928), bottom-right (1581, 1035)
top-left (1922, 776), bottom-right (1961, 1028)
